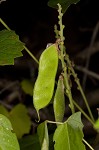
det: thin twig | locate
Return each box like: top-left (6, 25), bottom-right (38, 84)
top-left (47, 120), bottom-right (63, 125)
top-left (0, 81), bottom-right (19, 95)
top-left (76, 41), bottom-right (99, 59)
top-left (0, 100), bottom-right (12, 110)
top-left (83, 139), bottom-right (94, 150)
top-left (0, 0), bottom-right (6, 4)
top-left (75, 65), bottom-right (99, 80)
top-left (23, 45), bottom-right (39, 64)
top-left (82, 22), bottom-right (99, 90)
top-left (73, 100), bottom-right (94, 125)
top-left (0, 18), bottom-right (39, 64)
top-left (65, 55), bottom-right (95, 122)
top-left (0, 18), bottom-right (11, 30)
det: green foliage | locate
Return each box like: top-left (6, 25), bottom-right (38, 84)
top-left (0, 113), bottom-right (12, 130)
top-left (0, 105), bottom-right (9, 118)
top-left (0, 1), bottom-right (95, 150)
top-left (48, 0), bottom-right (80, 13)
top-left (93, 119), bottom-right (99, 131)
top-left (33, 44), bottom-right (58, 118)
top-left (67, 112), bottom-right (84, 130)
top-left (9, 104), bottom-right (31, 139)
top-left (19, 134), bottom-right (40, 150)
top-left (37, 121), bottom-right (49, 150)
top-left (21, 79), bottom-right (33, 96)
top-left (0, 104), bottom-right (31, 139)
top-left (0, 114), bottom-right (20, 150)
top-left (0, 29), bottom-right (23, 65)
top-left (53, 75), bottom-right (65, 123)
top-left (53, 112), bottom-right (85, 150)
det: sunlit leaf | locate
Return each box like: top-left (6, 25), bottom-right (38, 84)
top-left (0, 114), bottom-right (20, 150)
top-left (37, 121), bottom-right (49, 150)
top-left (48, 0), bottom-right (80, 13)
top-left (67, 112), bottom-right (83, 130)
top-left (9, 104), bottom-right (31, 138)
top-left (53, 112), bottom-right (85, 150)
top-left (0, 29), bottom-right (24, 65)
top-left (0, 114), bottom-right (12, 130)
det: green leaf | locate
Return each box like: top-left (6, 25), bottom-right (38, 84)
top-left (67, 112), bottom-right (83, 130)
top-left (0, 114), bottom-right (20, 150)
top-left (0, 114), bottom-right (12, 130)
top-left (37, 121), bottom-right (49, 150)
top-left (53, 75), bottom-right (65, 124)
top-left (9, 104), bottom-right (31, 139)
top-left (0, 29), bottom-right (24, 65)
top-left (48, 0), bottom-right (80, 13)
top-left (19, 134), bottom-right (40, 150)
top-left (21, 79), bottom-right (33, 96)
top-left (93, 119), bottom-right (99, 131)
top-left (53, 112), bottom-right (85, 150)
top-left (0, 105), bottom-right (9, 118)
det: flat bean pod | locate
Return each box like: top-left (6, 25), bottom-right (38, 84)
top-left (33, 44), bottom-right (58, 115)
top-left (53, 75), bottom-right (65, 124)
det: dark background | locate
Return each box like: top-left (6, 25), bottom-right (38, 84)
top-left (1, 0), bottom-right (99, 54)
top-left (1, 0), bottom-right (99, 149)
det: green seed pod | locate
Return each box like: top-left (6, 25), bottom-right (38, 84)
top-left (33, 44), bottom-right (58, 118)
top-left (53, 75), bottom-right (65, 124)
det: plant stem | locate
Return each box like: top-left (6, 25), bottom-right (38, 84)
top-left (73, 100), bottom-right (94, 125)
top-left (23, 45), bottom-right (39, 64)
top-left (63, 87), bottom-right (94, 125)
top-left (0, 18), bottom-right (11, 31)
top-left (0, 18), bottom-right (39, 64)
top-left (58, 4), bottom-right (75, 114)
top-left (47, 120), bottom-right (63, 125)
top-left (65, 55), bottom-right (95, 122)
top-left (83, 139), bottom-right (94, 150)
top-left (78, 83), bottom-right (95, 122)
